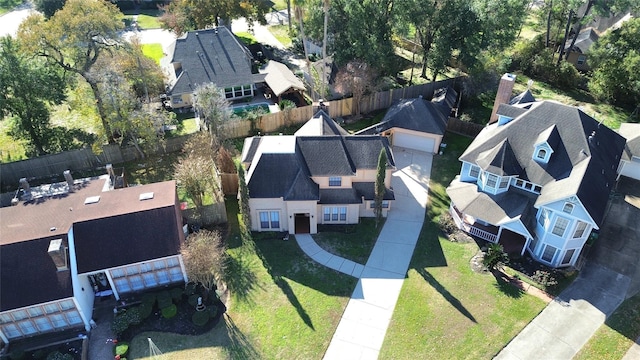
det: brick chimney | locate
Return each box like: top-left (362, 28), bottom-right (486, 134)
top-left (489, 73), bottom-right (516, 124)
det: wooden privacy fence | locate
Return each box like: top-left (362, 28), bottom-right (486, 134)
top-left (1, 77), bottom-right (463, 188)
top-left (446, 117), bottom-right (485, 138)
top-left (182, 202), bottom-right (228, 226)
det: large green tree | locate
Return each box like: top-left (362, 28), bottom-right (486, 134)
top-left (33, 0), bottom-right (66, 18)
top-left (18, 0), bottom-right (125, 144)
top-left (193, 83), bottom-right (233, 142)
top-left (0, 36), bottom-right (67, 156)
top-left (374, 147), bottom-right (388, 227)
top-left (160, 0), bottom-right (271, 34)
top-left (588, 18), bottom-right (640, 108)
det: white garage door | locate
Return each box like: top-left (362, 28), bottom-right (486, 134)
top-left (620, 161), bottom-right (640, 181)
top-left (393, 132), bottom-right (435, 153)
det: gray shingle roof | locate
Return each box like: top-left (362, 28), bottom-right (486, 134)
top-left (248, 153), bottom-right (319, 200)
top-left (295, 110), bottom-right (349, 136)
top-left (260, 60), bottom-right (305, 97)
top-left (356, 88), bottom-right (457, 136)
top-left (459, 101), bottom-right (625, 226)
top-left (565, 27), bottom-right (599, 53)
top-left (351, 182), bottom-right (395, 201)
top-left (509, 89), bottom-right (536, 105)
top-left (497, 104), bottom-right (529, 119)
top-left (166, 27), bottom-right (255, 95)
top-left (619, 123), bottom-right (640, 161)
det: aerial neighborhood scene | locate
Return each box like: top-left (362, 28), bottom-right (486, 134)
top-left (1, 0), bottom-right (640, 359)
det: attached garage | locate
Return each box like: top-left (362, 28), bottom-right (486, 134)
top-left (392, 131), bottom-right (437, 153)
top-left (618, 124), bottom-right (640, 181)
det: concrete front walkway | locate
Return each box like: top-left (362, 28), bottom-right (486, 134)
top-left (318, 148), bottom-right (432, 360)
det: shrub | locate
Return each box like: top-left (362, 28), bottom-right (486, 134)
top-left (170, 287), bottom-right (184, 303)
top-left (46, 352), bottom-right (73, 360)
top-left (157, 290), bottom-right (173, 309)
top-left (161, 304), bottom-right (177, 319)
top-left (138, 302), bottom-right (153, 319)
top-left (114, 342), bottom-right (129, 356)
top-left (192, 310), bottom-right (210, 326)
top-left (185, 282), bottom-right (197, 296)
top-left (111, 307), bottom-right (142, 335)
top-left (438, 212), bottom-right (458, 235)
top-left (9, 350), bottom-right (25, 360)
top-left (482, 243), bottom-right (509, 271)
top-left (141, 293), bottom-right (156, 307)
top-left (208, 304), bottom-right (218, 319)
top-left (188, 294), bottom-right (201, 307)
top-left (531, 269), bottom-right (559, 288)
top-left (279, 99), bottom-right (296, 110)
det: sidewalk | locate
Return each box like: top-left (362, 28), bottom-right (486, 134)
top-left (322, 148), bottom-right (432, 360)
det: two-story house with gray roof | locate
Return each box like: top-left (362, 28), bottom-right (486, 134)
top-left (0, 175), bottom-right (187, 346)
top-left (241, 111), bottom-right (395, 234)
top-left (446, 86), bottom-right (625, 268)
top-left (162, 26), bottom-right (264, 109)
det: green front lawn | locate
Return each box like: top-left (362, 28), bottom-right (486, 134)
top-left (130, 199), bottom-right (357, 358)
top-left (123, 9), bottom-right (162, 29)
top-left (235, 32), bottom-right (258, 46)
top-left (314, 218), bottom-right (384, 265)
top-left (380, 133), bottom-right (547, 359)
top-left (574, 293), bottom-right (640, 360)
top-left (268, 25), bottom-right (293, 47)
top-left (141, 43), bottom-right (164, 64)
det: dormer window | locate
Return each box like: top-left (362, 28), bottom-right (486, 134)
top-left (329, 177), bottom-right (342, 186)
top-left (562, 202), bottom-right (574, 214)
top-left (469, 165), bottom-right (480, 178)
top-left (533, 143), bottom-right (553, 163)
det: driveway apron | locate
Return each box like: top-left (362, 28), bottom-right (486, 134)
top-left (323, 148), bottom-right (432, 360)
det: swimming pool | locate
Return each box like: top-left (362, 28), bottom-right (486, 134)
top-left (231, 102), bottom-right (271, 117)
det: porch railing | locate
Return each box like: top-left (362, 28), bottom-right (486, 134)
top-left (449, 204), bottom-right (498, 242)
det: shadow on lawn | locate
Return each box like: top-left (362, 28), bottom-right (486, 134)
top-left (418, 268), bottom-right (477, 323)
top-left (224, 314), bottom-right (260, 360)
top-left (224, 254), bottom-right (261, 305)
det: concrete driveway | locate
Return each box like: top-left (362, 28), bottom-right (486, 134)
top-left (495, 177), bottom-right (640, 360)
top-left (323, 148), bottom-right (432, 360)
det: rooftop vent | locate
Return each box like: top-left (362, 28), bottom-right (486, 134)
top-left (84, 196), bottom-right (100, 205)
top-left (139, 192), bottom-right (154, 201)
top-left (64, 170), bottom-right (74, 191)
top-left (19, 178), bottom-right (30, 192)
top-left (48, 238), bottom-right (68, 271)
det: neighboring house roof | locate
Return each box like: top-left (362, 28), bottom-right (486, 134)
top-left (356, 87), bottom-right (456, 136)
top-left (565, 27), bottom-right (599, 53)
top-left (509, 89), bottom-right (536, 105)
top-left (295, 110), bottom-right (349, 136)
top-left (0, 179), bottom-right (182, 311)
top-left (165, 27), bottom-right (256, 95)
top-left (619, 123), bottom-right (640, 161)
top-left (260, 60), bottom-right (306, 97)
top-left (460, 101), bottom-right (625, 226)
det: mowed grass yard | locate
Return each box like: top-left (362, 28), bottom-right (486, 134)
top-left (379, 133), bottom-right (547, 359)
top-left (129, 199), bottom-right (359, 359)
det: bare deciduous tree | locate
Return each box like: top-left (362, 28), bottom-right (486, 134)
top-left (334, 60), bottom-right (376, 116)
top-left (181, 229), bottom-right (227, 300)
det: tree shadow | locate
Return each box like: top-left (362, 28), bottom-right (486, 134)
top-left (417, 268), bottom-right (477, 323)
top-left (223, 254), bottom-right (261, 305)
top-left (224, 314), bottom-right (260, 360)
top-left (492, 271), bottom-right (525, 299)
top-left (274, 276), bottom-right (314, 330)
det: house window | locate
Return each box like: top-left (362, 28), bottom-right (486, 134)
top-left (538, 208), bottom-right (549, 228)
top-left (17, 320), bottom-right (37, 335)
top-left (577, 55), bottom-right (586, 65)
top-left (499, 177), bottom-right (510, 189)
top-left (552, 217), bottom-right (569, 237)
top-left (49, 314), bottom-right (67, 328)
top-left (234, 86), bottom-right (243, 97)
top-left (171, 97), bottom-right (183, 104)
top-left (259, 212), bottom-right (269, 229)
top-left (329, 177), bottom-right (342, 186)
top-left (243, 85), bottom-right (253, 96)
top-left (64, 311), bottom-right (82, 325)
top-left (562, 202), bottom-right (574, 214)
top-left (469, 165), bottom-right (480, 178)
top-left (169, 267), bottom-right (183, 281)
top-left (323, 206), bottom-right (347, 222)
top-left (528, 236), bottom-right (539, 252)
top-left (562, 249), bottom-right (576, 265)
top-left (486, 174), bottom-right (498, 188)
top-left (536, 149), bottom-right (547, 160)
top-left (533, 185), bottom-right (542, 193)
top-left (270, 211), bottom-right (280, 228)
top-left (370, 200), bottom-right (390, 209)
top-left (224, 87), bottom-right (233, 98)
top-left (541, 245), bottom-right (557, 263)
top-left (34, 317), bottom-right (53, 332)
top-left (573, 221), bottom-right (588, 238)
top-left (516, 179), bottom-right (524, 187)
top-left (2, 324), bottom-right (21, 338)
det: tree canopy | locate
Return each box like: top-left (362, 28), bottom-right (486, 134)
top-left (160, 0), bottom-right (272, 34)
top-left (18, 0), bottom-right (125, 143)
top-left (588, 17), bottom-right (640, 108)
top-left (0, 36), bottom-right (93, 157)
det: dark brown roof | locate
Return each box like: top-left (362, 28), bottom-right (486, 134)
top-left (0, 178), bottom-right (178, 245)
top-left (1, 235), bottom-right (74, 311)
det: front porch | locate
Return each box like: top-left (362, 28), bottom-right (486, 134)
top-left (450, 204), bottom-right (527, 255)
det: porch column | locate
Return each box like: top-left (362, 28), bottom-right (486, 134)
top-left (496, 227), bottom-right (503, 244)
top-left (521, 237), bottom-right (531, 256)
top-left (105, 270), bottom-right (121, 301)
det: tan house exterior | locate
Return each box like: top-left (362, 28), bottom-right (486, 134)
top-left (241, 111), bottom-right (395, 234)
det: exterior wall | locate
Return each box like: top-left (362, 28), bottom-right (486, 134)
top-left (618, 158), bottom-right (640, 181)
top-left (361, 200), bottom-right (391, 218)
top-left (285, 200), bottom-right (318, 234)
top-left (459, 162), bottom-right (479, 182)
top-left (391, 128), bottom-right (442, 153)
top-left (317, 204), bottom-right (360, 225)
top-left (567, 52), bottom-right (590, 71)
top-left (170, 93), bottom-right (194, 109)
top-left (313, 169), bottom-right (393, 190)
top-left (250, 198), bottom-right (287, 232)
top-left (68, 227), bottom-right (94, 331)
top-left (313, 176), bottom-right (353, 189)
